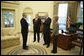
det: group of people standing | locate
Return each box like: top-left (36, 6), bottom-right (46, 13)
top-left (33, 13), bottom-right (51, 48)
top-left (20, 12), bottom-right (59, 53)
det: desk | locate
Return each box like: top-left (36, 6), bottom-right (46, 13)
top-left (50, 32), bottom-right (77, 50)
top-left (57, 33), bottom-right (72, 50)
top-left (50, 30), bottom-right (83, 50)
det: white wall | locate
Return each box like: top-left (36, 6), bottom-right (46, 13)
top-left (18, 1), bottom-right (54, 32)
top-left (1, 1), bottom-right (54, 34)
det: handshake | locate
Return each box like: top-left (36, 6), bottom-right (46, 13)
top-left (41, 19), bottom-right (45, 23)
top-left (28, 29), bottom-right (29, 32)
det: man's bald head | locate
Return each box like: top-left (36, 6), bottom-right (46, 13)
top-left (45, 13), bottom-right (48, 18)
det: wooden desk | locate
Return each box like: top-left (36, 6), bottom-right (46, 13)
top-left (50, 32), bottom-right (77, 50)
top-left (50, 29), bottom-right (83, 50)
top-left (57, 33), bottom-right (72, 50)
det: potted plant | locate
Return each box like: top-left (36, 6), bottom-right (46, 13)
top-left (75, 22), bottom-right (83, 28)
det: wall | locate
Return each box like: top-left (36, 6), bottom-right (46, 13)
top-left (53, 1), bottom-right (79, 28)
top-left (1, 1), bottom-right (20, 36)
top-left (18, 1), bottom-right (54, 32)
top-left (1, 1), bottom-right (80, 35)
top-left (1, 1), bottom-right (54, 34)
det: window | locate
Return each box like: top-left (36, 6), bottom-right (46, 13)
top-left (58, 3), bottom-right (68, 30)
top-left (23, 7), bottom-right (33, 30)
top-left (77, 1), bottom-right (83, 23)
top-left (26, 15), bottom-right (31, 29)
top-left (3, 11), bottom-right (14, 28)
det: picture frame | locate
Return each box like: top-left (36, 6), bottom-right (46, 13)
top-left (38, 12), bottom-right (47, 19)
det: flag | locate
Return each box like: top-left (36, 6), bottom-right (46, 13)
top-left (67, 8), bottom-right (71, 28)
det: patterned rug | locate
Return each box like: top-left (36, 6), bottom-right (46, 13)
top-left (8, 45), bottom-right (47, 55)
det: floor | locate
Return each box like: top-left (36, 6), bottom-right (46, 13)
top-left (1, 32), bottom-right (83, 55)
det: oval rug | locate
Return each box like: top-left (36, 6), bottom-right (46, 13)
top-left (8, 45), bottom-right (47, 55)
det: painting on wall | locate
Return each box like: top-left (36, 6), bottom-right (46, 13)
top-left (38, 12), bottom-right (46, 19)
top-left (4, 11), bottom-right (14, 28)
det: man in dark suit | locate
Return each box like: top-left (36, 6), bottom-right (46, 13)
top-left (20, 13), bottom-right (29, 50)
top-left (41, 13), bottom-right (51, 48)
top-left (33, 14), bottom-right (41, 43)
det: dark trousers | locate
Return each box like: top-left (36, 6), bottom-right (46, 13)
top-left (34, 29), bottom-right (40, 42)
top-left (52, 35), bottom-right (58, 52)
top-left (22, 32), bottom-right (28, 49)
top-left (43, 32), bottom-right (50, 46)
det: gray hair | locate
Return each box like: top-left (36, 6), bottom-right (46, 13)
top-left (22, 12), bottom-right (27, 17)
top-left (45, 13), bottom-right (48, 16)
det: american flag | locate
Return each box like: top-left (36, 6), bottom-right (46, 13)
top-left (67, 8), bottom-right (71, 28)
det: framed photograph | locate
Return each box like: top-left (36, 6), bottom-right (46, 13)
top-left (38, 12), bottom-right (47, 19)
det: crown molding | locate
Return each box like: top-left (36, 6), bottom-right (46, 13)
top-left (1, 1), bottom-right (20, 5)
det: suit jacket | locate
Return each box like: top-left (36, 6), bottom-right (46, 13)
top-left (20, 18), bottom-right (28, 33)
top-left (43, 17), bottom-right (51, 33)
top-left (52, 23), bottom-right (59, 36)
top-left (33, 18), bottom-right (41, 31)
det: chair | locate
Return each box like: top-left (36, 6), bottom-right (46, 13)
top-left (71, 33), bottom-right (83, 55)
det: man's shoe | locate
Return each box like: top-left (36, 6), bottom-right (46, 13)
top-left (33, 41), bottom-right (36, 42)
top-left (51, 50), bottom-right (57, 53)
top-left (26, 46), bottom-right (29, 49)
top-left (43, 43), bottom-right (47, 45)
top-left (46, 45), bottom-right (50, 48)
top-left (23, 48), bottom-right (28, 50)
top-left (23, 46), bottom-right (29, 50)
top-left (38, 41), bottom-right (39, 43)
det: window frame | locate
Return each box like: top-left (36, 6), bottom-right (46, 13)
top-left (2, 9), bottom-right (15, 28)
top-left (77, 1), bottom-right (83, 23)
top-left (58, 3), bottom-right (68, 30)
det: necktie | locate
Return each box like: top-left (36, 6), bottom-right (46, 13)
top-left (35, 18), bottom-right (37, 23)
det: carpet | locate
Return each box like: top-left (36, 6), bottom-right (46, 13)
top-left (8, 45), bottom-right (47, 55)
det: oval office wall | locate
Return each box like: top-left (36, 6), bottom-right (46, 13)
top-left (1, 1), bottom-right (83, 55)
